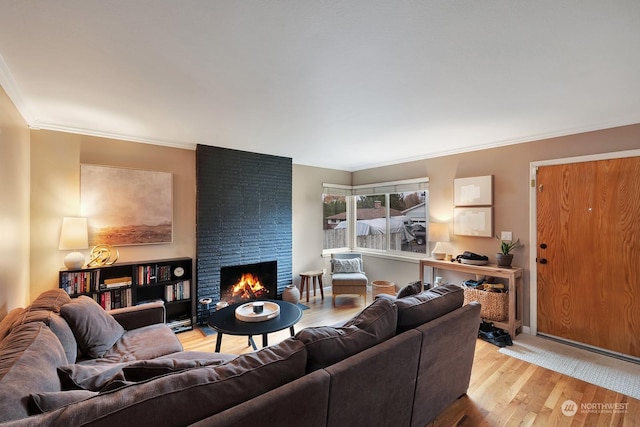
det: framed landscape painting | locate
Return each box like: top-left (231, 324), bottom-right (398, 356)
top-left (81, 164), bottom-right (173, 246)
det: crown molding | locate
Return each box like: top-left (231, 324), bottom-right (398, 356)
top-left (0, 53), bottom-right (35, 125)
top-left (30, 121), bottom-right (198, 151)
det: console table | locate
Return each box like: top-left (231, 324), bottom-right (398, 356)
top-left (419, 258), bottom-right (523, 337)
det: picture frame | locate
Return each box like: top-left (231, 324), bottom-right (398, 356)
top-left (81, 164), bottom-right (173, 246)
top-left (453, 207), bottom-right (493, 237)
top-left (454, 175), bottom-right (493, 206)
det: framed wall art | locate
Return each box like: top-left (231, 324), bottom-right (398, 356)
top-left (81, 164), bottom-right (173, 246)
top-left (453, 175), bottom-right (493, 206)
top-left (453, 207), bottom-right (493, 237)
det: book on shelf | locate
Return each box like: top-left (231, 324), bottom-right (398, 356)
top-left (165, 280), bottom-right (191, 302)
top-left (100, 277), bottom-right (132, 289)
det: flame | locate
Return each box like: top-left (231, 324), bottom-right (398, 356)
top-left (231, 273), bottom-right (267, 299)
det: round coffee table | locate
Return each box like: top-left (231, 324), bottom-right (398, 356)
top-left (208, 300), bottom-right (302, 352)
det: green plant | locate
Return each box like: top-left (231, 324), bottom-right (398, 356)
top-left (496, 236), bottom-right (523, 255)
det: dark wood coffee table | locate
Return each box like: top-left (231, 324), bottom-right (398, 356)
top-left (207, 300), bottom-right (303, 352)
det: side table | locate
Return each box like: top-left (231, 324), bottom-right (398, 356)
top-left (299, 270), bottom-right (324, 302)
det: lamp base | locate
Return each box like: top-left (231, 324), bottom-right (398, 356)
top-left (64, 251), bottom-right (85, 269)
top-left (431, 242), bottom-right (447, 260)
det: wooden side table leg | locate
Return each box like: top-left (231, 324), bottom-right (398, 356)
top-left (215, 332), bottom-right (223, 352)
top-left (318, 275), bottom-right (324, 300)
top-left (302, 276), bottom-right (310, 302)
top-left (312, 276), bottom-right (317, 296)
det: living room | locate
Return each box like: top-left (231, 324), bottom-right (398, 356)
top-left (1, 2), bottom-right (640, 425)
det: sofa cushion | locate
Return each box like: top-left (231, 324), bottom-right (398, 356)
top-left (99, 323), bottom-right (183, 363)
top-left (58, 362), bottom-right (127, 391)
top-left (394, 284), bottom-right (464, 332)
top-left (295, 298), bottom-right (397, 372)
top-left (0, 322), bottom-right (67, 422)
top-left (396, 281), bottom-right (423, 298)
top-left (29, 289), bottom-right (71, 313)
top-left (0, 307), bottom-right (26, 343)
top-left (331, 258), bottom-right (363, 273)
top-left (60, 296), bottom-right (125, 359)
top-left (123, 353), bottom-right (238, 382)
top-left (30, 338), bottom-right (308, 426)
top-left (30, 390), bottom-right (98, 414)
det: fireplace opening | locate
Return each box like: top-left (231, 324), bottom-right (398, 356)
top-left (220, 261), bottom-right (277, 304)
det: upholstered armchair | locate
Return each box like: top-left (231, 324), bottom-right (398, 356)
top-left (330, 253), bottom-right (368, 306)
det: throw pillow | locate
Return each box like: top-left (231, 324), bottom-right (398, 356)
top-left (123, 354), bottom-right (237, 382)
top-left (295, 298), bottom-right (397, 372)
top-left (60, 296), bottom-right (125, 359)
top-left (58, 363), bottom-right (127, 391)
top-left (394, 283), bottom-right (464, 333)
top-left (331, 258), bottom-right (362, 273)
top-left (29, 390), bottom-right (98, 414)
top-left (396, 281), bottom-right (423, 299)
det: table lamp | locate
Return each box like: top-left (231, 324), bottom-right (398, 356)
top-left (428, 222), bottom-right (450, 260)
top-left (59, 217), bottom-right (89, 269)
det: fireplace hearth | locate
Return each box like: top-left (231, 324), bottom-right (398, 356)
top-left (220, 261), bottom-right (277, 304)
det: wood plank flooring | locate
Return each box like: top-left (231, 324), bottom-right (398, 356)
top-left (178, 289), bottom-right (640, 426)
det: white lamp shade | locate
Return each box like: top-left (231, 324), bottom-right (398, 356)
top-left (59, 217), bottom-right (89, 250)
top-left (428, 222), bottom-right (450, 243)
top-left (59, 217), bottom-right (89, 269)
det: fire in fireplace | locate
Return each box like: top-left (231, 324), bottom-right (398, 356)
top-left (219, 261), bottom-right (277, 304)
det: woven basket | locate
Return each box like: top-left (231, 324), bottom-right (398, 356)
top-left (463, 288), bottom-right (508, 322)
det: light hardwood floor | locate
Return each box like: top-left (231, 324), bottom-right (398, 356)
top-left (178, 289), bottom-right (640, 426)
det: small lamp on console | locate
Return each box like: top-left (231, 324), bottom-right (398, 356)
top-left (59, 217), bottom-right (89, 269)
top-left (428, 222), bottom-right (450, 260)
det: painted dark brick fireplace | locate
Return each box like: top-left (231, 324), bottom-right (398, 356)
top-left (195, 145), bottom-right (292, 323)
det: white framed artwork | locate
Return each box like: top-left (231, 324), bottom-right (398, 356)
top-left (453, 207), bottom-right (493, 237)
top-left (454, 175), bottom-right (493, 206)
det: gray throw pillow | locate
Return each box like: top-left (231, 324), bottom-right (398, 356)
top-left (295, 298), bottom-right (397, 372)
top-left (29, 390), bottom-right (98, 414)
top-left (331, 258), bottom-right (362, 273)
top-left (60, 296), bottom-right (125, 359)
top-left (394, 284), bottom-right (464, 332)
top-left (396, 281), bottom-right (423, 299)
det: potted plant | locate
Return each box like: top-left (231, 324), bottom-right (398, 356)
top-left (495, 236), bottom-right (523, 267)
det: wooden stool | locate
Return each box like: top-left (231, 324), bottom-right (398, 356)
top-left (299, 270), bottom-right (324, 302)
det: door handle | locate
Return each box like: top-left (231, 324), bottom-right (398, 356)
top-left (539, 258), bottom-right (548, 264)
top-left (540, 243), bottom-right (547, 249)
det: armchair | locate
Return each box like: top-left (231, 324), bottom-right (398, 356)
top-left (330, 253), bottom-right (368, 306)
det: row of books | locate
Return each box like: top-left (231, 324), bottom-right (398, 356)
top-left (60, 271), bottom-right (101, 294)
top-left (165, 280), bottom-right (191, 302)
top-left (88, 288), bottom-right (133, 311)
top-left (137, 264), bottom-right (173, 285)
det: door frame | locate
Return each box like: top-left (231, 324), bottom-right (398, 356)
top-left (528, 149), bottom-right (640, 336)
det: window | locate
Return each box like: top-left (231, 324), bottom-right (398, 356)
top-left (323, 179), bottom-right (429, 257)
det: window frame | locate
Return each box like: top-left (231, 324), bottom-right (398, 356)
top-left (322, 178), bottom-right (429, 260)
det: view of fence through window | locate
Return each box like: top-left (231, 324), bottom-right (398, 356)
top-left (323, 191), bottom-right (428, 254)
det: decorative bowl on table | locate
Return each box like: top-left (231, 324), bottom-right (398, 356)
top-left (235, 301), bottom-right (280, 322)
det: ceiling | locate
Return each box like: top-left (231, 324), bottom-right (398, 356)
top-left (1, 1), bottom-right (639, 171)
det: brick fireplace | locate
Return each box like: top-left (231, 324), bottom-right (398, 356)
top-left (195, 145), bottom-right (292, 324)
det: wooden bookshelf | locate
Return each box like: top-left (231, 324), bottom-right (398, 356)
top-left (59, 257), bottom-right (193, 333)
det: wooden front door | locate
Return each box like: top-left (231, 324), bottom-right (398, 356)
top-left (536, 156), bottom-right (640, 358)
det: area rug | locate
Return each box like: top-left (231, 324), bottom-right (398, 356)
top-left (499, 334), bottom-right (640, 400)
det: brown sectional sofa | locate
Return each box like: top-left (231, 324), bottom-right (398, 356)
top-left (0, 284), bottom-right (480, 427)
